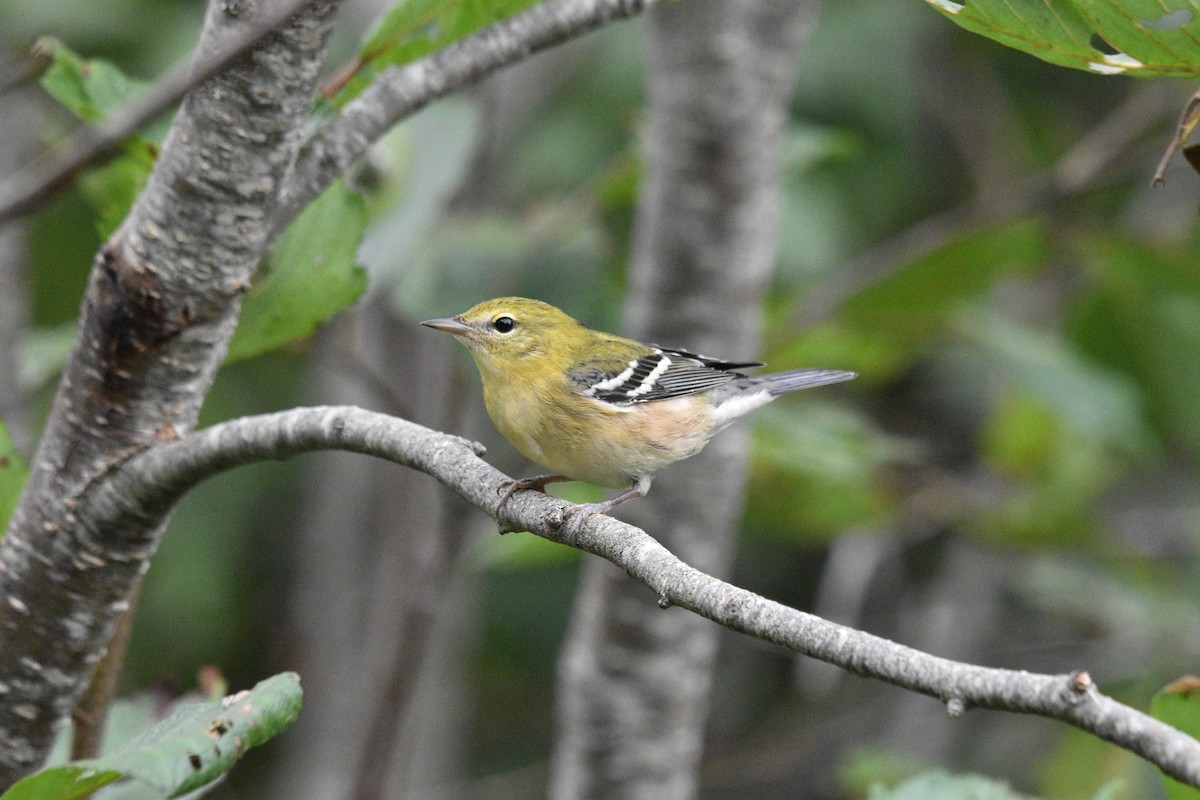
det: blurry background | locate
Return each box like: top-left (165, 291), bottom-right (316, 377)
top-left (3, 0), bottom-right (1200, 797)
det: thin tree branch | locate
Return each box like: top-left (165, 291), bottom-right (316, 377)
top-left (87, 404), bottom-right (1200, 789)
top-left (275, 0), bottom-right (656, 230)
top-left (0, 0), bottom-right (311, 223)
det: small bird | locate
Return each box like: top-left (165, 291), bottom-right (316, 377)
top-left (422, 298), bottom-right (855, 531)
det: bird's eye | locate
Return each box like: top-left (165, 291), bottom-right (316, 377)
top-left (492, 316), bottom-right (517, 334)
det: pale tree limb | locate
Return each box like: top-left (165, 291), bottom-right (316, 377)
top-left (75, 404), bottom-right (1200, 789)
top-left (0, 0), bottom-right (343, 784)
top-left (552, 1), bottom-right (821, 797)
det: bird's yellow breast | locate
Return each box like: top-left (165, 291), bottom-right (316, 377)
top-left (481, 370), bottom-right (714, 490)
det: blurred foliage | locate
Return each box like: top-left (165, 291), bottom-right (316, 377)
top-left (0, 422), bottom-right (28, 533)
top-left (5, 0), bottom-right (1200, 798)
top-left (1036, 719), bottom-right (1138, 800)
top-left (864, 771), bottom-right (1035, 800)
top-left (839, 747), bottom-right (935, 795)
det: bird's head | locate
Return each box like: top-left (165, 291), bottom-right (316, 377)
top-left (421, 297), bottom-right (581, 371)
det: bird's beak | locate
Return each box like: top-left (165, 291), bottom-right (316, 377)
top-left (421, 316), bottom-right (472, 336)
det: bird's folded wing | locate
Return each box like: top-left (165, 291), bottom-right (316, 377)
top-left (573, 347), bottom-right (763, 405)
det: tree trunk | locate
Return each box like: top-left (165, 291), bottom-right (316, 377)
top-left (0, 0), bottom-right (341, 783)
top-left (550, 1), bottom-right (819, 798)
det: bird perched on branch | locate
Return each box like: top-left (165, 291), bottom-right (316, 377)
top-left (422, 297), bottom-right (855, 531)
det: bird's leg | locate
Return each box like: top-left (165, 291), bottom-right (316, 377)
top-left (561, 485), bottom-right (644, 535)
top-left (496, 473), bottom-right (572, 513)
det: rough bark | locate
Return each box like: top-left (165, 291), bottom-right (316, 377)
top-left (551, 1), bottom-right (819, 797)
top-left (0, 0), bottom-right (341, 783)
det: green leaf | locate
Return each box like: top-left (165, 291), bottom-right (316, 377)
top-left (0, 765), bottom-right (123, 800)
top-left (80, 140), bottom-right (157, 238)
top-left (36, 38), bottom-right (156, 236)
top-left (1152, 677), bottom-right (1200, 800)
top-left (332, 0), bottom-right (542, 104)
top-left (38, 37), bottom-right (148, 122)
top-left (867, 770), bottom-right (1037, 799)
top-left (0, 421), bottom-right (29, 534)
top-left (839, 748), bottom-right (930, 796)
top-left (923, 0), bottom-right (1200, 77)
top-left (1, 673), bottom-right (302, 800)
top-left (226, 182), bottom-right (368, 362)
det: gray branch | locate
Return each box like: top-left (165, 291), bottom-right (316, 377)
top-left (275, 0), bottom-right (656, 228)
top-left (90, 404), bottom-right (1200, 790)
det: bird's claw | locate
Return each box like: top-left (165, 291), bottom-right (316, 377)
top-left (559, 503), bottom-right (608, 536)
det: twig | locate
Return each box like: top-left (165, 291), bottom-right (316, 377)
top-left (275, 0), bottom-right (656, 231)
top-left (87, 404), bottom-right (1200, 789)
top-left (0, 0), bottom-right (311, 223)
top-left (1154, 88), bottom-right (1200, 185)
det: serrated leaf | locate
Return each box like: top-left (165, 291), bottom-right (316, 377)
top-left (1152, 677), bottom-right (1200, 800)
top-left (331, 0), bottom-right (542, 103)
top-left (38, 37), bottom-right (147, 122)
top-left (0, 421), bottom-right (29, 534)
top-left (924, 0), bottom-right (1200, 77)
top-left (1, 673), bottom-right (302, 800)
top-left (226, 182), bottom-right (368, 362)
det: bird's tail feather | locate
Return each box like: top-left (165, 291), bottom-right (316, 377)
top-left (742, 369), bottom-right (857, 396)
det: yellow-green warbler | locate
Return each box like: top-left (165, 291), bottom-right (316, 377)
top-left (423, 298), bottom-right (855, 530)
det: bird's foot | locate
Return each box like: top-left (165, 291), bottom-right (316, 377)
top-left (558, 486), bottom-right (644, 536)
top-left (495, 474), bottom-right (571, 515)
top-left (559, 502), bottom-right (607, 537)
